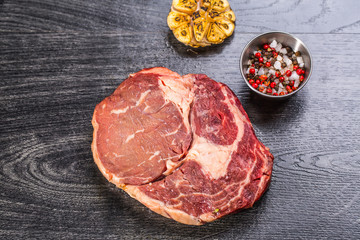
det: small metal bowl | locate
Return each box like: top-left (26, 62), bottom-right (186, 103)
top-left (240, 32), bottom-right (312, 99)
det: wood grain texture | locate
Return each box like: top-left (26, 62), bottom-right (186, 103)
top-left (0, 0), bottom-right (359, 33)
top-left (1, 0), bottom-right (360, 239)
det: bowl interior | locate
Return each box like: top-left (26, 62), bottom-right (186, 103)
top-left (240, 32), bottom-right (312, 98)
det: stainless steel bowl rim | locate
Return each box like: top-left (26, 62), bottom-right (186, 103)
top-left (240, 31), bottom-right (313, 99)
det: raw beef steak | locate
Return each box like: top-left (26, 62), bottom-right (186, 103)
top-left (92, 67), bottom-right (273, 225)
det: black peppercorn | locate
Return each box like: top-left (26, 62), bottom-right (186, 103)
top-left (286, 46), bottom-right (292, 52)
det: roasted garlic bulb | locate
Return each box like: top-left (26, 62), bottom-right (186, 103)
top-left (167, 0), bottom-right (236, 48)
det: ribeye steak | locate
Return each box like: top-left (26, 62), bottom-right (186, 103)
top-left (92, 67), bottom-right (273, 225)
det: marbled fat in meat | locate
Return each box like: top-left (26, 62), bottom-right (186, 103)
top-left (92, 67), bottom-right (274, 225)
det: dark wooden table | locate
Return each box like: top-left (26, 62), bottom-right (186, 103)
top-left (1, 0), bottom-right (359, 239)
